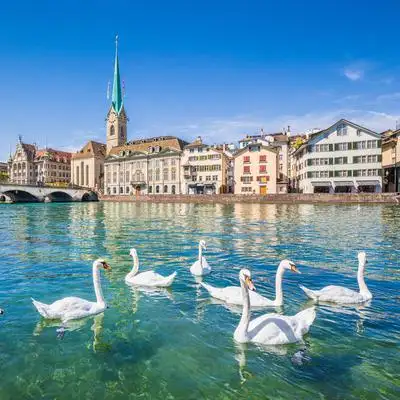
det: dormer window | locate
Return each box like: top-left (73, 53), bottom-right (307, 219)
top-left (155, 146), bottom-right (161, 153)
top-left (148, 146), bottom-right (154, 153)
top-left (337, 124), bottom-right (347, 136)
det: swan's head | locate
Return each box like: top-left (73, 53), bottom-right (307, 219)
top-left (280, 259), bottom-right (300, 274)
top-left (358, 251), bottom-right (367, 266)
top-left (239, 268), bottom-right (256, 291)
top-left (94, 259), bottom-right (111, 270)
top-left (199, 240), bottom-right (206, 250)
top-left (129, 248), bottom-right (138, 258)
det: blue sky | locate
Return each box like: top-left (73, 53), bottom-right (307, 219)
top-left (1, 0), bottom-right (400, 160)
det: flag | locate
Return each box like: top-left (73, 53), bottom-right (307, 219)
top-left (106, 81), bottom-right (111, 100)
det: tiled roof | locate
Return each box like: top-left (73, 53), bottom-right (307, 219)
top-left (72, 141), bottom-right (106, 159)
top-left (108, 136), bottom-right (188, 157)
top-left (35, 148), bottom-right (72, 163)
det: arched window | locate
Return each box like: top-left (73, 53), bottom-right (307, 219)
top-left (148, 186), bottom-right (153, 194)
top-left (163, 185), bottom-right (168, 193)
top-left (120, 126), bottom-right (124, 138)
top-left (172, 185), bottom-right (176, 194)
top-left (110, 125), bottom-right (115, 136)
top-left (156, 185), bottom-right (160, 193)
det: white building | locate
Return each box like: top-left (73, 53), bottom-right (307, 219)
top-left (292, 119), bottom-right (382, 193)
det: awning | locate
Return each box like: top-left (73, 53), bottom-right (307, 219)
top-left (311, 181), bottom-right (331, 187)
top-left (356, 180), bottom-right (380, 186)
top-left (333, 181), bottom-right (353, 187)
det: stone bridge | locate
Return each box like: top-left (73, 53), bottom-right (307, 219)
top-left (0, 184), bottom-right (99, 203)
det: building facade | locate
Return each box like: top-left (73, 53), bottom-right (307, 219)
top-left (382, 129), bottom-right (400, 192)
top-left (181, 137), bottom-right (230, 194)
top-left (104, 136), bottom-right (187, 196)
top-left (71, 141), bottom-right (106, 190)
top-left (239, 129), bottom-right (290, 193)
top-left (233, 143), bottom-right (278, 194)
top-left (8, 137), bottom-right (71, 186)
top-left (292, 119), bottom-right (382, 193)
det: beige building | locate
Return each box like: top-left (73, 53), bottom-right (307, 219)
top-left (239, 129), bottom-right (290, 193)
top-left (104, 136), bottom-right (187, 196)
top-left (382, 129), bottom-right (400, 192)
top-left (71, 141), bottom-right (106, 190)
top-left (181, 137), bottom-right (230, 194)
top-left (8, 137), bottom-right (71, 186)
top-left (234, 142), bottom-right (278, 194)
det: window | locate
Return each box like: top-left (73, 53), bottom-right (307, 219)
top-left (241, 187), bottom-right (252, 192)
top-left (148, 169), bottom-right (153, 181)
top-left (120, 187), bottom-right (124, 193)
top-left (156, 185), bottom-right (160, 193)
top-left (243, 156), bottom-right (250, 163)
top-left (335, 142), bottom-right (349, 151)
top-left (337, 124), bottom-right (347, 136)
top-left (113, 187), bottom-right (116, 194)
top-left (171, 185), bottom-right (176, 194)
top-left (259, 155), bottom-right (266, 162)
top-left (199, 176), bottom-right (203, 181)
top-left (259, 165), bottom-right (266, 173)
top-left (243, 166), bottom-right (250, 174)
top-left (357, 129), bottom-right (362, 136)
top-left (241, 176), bottom-right (253, 183)
top-left (163, 185), bottom-right (168, 193)
top-left (206, 175), bottom-right (211, 181)
top-left (155, 168), bottom-right (160, 181)
top-left (213, 175), bottom-right (218, 180)
top-left (171, 168), bottom-right (176, 181)
top-left (126, 186), bottom-right (130, 194)
top-left (110, 125), bottom-right (115, 136)
top-left (120, 126), bottom-right (124, 138)
top-left (171, 159), bottom-right (176, 166)
top-left (126, 171), bottom-right (130, 182)
top-left (148, 186), bottom-right (153, 193)
top-left (334, 157), bottom-right (348, 164)
top-left (163, 168), bottom-right (168, 180)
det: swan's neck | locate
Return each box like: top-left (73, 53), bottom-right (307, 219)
top-left (93, 265), bottom-right (105, 306)
top-left (235, 280), bottom-right (251, 342)
top-left (357, 262), bottom-right (371, 297)
top-left (274, 265), bottom-right (285, 306)
top-left (198, 244), bottom-right (203, 267)
top-left (128, 254), bottom-right (140, 278)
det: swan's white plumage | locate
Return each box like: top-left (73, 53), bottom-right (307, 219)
top-left (299, 252), bottom-right (372, 304)
top-left (125, 248), bottom-right (177, 287)
top-left (190, 240), bottom-right (211, 276)
top-left (233, 268), bottom-right (316, 345)
top-left (200, 260), bottom-right (299, 307)
top-left (32, 259), bottom-right (109, 323)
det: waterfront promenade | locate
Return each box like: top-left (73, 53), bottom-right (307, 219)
top-left (101, 193), bottom-right (399, 204)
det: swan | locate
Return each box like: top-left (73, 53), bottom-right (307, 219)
top-left (125, 248), bottom-right (177, 287)
top-left (190, 240), bottom-right (211, 276)
top-left (234, 268), bottom-right (316, 345)
top-left (201, 259), bottom-right (300, 307)
top-left (299, 252), bottom-right (372, 304)
top-left (32, 259), bottom-right (110, 323)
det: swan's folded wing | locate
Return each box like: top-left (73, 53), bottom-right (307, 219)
top-left (248, 314), bottom-right (297, 344)
top-left (318, 285), bottom-right (359, 301)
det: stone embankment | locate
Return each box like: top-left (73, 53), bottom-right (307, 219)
top-left (100, 193), bottom-right (399, 204)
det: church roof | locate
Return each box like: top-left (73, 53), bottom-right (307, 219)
top-left (111, 37), bottom-right (123, 115)
top-left (72, 141), bottom-right (106, 159)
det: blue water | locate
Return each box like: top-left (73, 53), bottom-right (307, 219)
top-left (0, 202), bottom-right (399, 399)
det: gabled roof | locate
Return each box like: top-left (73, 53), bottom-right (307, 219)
top-left (72, 141), bottom-right (106, 159)
top-left (233, 143), bottom-right (279, 158)
top-left (107, 136), bottom-right (188, 159)
top-left (35, 148), bottom-right (72, 163)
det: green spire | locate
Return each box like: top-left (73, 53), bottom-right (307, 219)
top-left (112, 35), bottom-right (123, 115)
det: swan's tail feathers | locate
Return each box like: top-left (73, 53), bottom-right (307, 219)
top-left (296, 307), bottom-right (317, 334)
top-left (31, 298), bottom-right (51, 318)
top-left (163, 271), bottom-right (177, 287)
top-left (199, 281), bottom-right (215, 295)
top-left (299, 285), bottom-right (318, 300)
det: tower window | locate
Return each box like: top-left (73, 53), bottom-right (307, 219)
top-left (120, 126), bottom-right (124, 138)
top-left (110, 125), bottom-right (115, 136)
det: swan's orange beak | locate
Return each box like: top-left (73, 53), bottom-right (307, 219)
top-left (245, 276), bottom-right (256, 291)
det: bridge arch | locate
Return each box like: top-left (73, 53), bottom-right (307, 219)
top-left (46, 191), bottom-right (74, 202)
top-left (81, 191), bottom-right (99, 202)
top-left (2, 190), bottom-right (40, 203)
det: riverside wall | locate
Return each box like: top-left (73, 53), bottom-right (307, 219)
top-left (100, 193), bottom-right (400, 204)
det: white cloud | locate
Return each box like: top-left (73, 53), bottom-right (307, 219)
top-left (375, 92), bottom-right (400, 103)
top-left (163, 109), bottom-right (399, 144)
top-left (343, 68), bottom-right (364, 81)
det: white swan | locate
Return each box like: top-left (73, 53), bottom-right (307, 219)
top-left (190, 240), bottom-right (211, 276)
top-left (125, 248), bottom-right (177, 287)
top-left (32, 259), bottom-right (111, 323)
top-left (201, 259), bottom-right (300, 307)
top-left (234, 269), bottom-right (316, 345)
top-left (300, 252), bottom-right (372, 304)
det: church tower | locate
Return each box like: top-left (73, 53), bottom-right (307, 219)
top-left (106, 36), bottom-right (128, 153)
